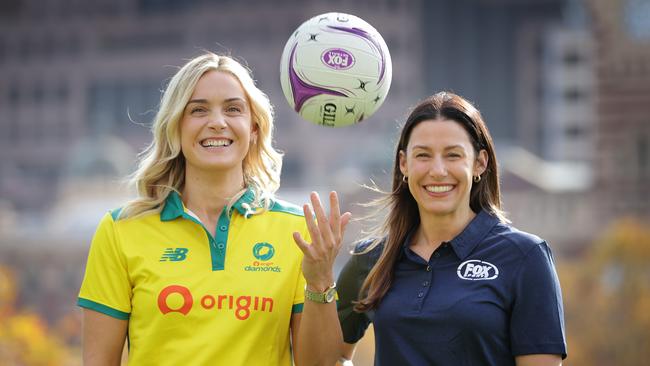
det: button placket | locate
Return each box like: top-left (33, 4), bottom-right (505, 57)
top-left (414, 266), bottom-right (434, 312)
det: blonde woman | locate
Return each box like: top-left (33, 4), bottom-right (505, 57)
top-left (78, 53), bottom-right (350, 365)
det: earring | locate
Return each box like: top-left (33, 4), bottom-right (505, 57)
top-left (473, 175), bottom-right (481, 183)
top-left (402, 175), bottom-right (408, 183)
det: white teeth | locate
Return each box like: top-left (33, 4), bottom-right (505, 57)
top-left (425, 185), bottom-right (453, 193)
top-left (201, 139), bottom-right (231, 147)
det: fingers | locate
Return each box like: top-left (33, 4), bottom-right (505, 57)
top-left (301, 203), bottom-right (322, 250)
top-left (340, 211), bottom-right (352, 235)
top-left (292, 231), bottom-right (311, 255)
top-left (329, 191), bottom-right (341, 237)
top-left (310, 192), bottom-right (335, 248)
top-left (301, 191), bottom-right (351, 254)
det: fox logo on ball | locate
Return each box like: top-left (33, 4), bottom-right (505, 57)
top-left (321, 48), bottom-right (355, 70)
top-left (457, 260), bottom-right (499, 280)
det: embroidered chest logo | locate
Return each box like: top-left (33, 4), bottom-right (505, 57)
top-left (252, 242), bottom-right (275, 261)
top-left (457, 259), bottom-right (499, 280)
top-left (245, 242), bottom-right (281, 272)
top-left (160, 248), bottom-right (189, 262)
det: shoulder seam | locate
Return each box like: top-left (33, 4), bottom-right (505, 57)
top-left (493, 224), bottom-right (544, 255)
top-left (508, 241), bottom-right (547, 295)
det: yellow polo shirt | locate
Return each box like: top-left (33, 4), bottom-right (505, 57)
top-left (78, 189), bottom-right (308, 365)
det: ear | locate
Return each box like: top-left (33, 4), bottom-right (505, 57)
top-left (250, 121), bottom-right (259, 143)
top-left (474, 149), bottom-right (488, 177)
top-left (399, 149), bottom-right (408, 177)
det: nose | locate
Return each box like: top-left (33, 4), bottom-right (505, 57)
top-left (428, 156), bottom-right (448, 178)
top-left (207, 110), bottom-right (227, 130)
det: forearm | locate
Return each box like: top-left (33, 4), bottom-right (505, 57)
top-left (295, 300), bottom-right (343, 366)
top-left (515, 354), bottom-right (563, 366)
top-left (82, 309), bottom-right (127, 366)
top-left (341, 342), bottom-right (356, 362)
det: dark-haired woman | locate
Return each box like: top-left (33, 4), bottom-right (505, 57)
top-left (337, 92), bottom-right (567, 366)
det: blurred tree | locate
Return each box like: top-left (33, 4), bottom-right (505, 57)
top-left (560, 218), bottom-right (650, 365)
top-left (0, 265), bottom-right (80, 366)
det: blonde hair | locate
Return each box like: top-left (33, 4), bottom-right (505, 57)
top-left (119, 53), bottom-right (282, 219)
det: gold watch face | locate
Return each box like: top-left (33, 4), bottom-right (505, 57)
top-left (325, 287), bottom-right (337, 303)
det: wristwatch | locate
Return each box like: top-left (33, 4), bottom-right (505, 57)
top-left (304, 282), bottom-right (337, 303)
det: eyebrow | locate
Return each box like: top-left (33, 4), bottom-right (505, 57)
top-left (411, 144), bottom-right (466, 151)
top-left (185, 97), bottom-right (247, 106)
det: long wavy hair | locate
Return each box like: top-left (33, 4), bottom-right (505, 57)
top-left (119, 53), bottom-right (282, 219)
top-left (355, 91), bottom-right (508, 312)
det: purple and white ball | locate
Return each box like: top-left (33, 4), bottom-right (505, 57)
top-left (280, 12), bottom-right (392, 127)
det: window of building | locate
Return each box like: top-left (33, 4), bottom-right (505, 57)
top-left (565, 124), bottom-right (587, 139)
top-left (137, 0), bottom-right (194, 14)
top-left (564, 87), bottom-right (585, 103)
top-left (8, 81), bottom-right (20, 103)
top-left (0, 0), bottom-right (22, 19)
top-left (55, 82), bottom-right (69, 101)
top-left (87, 80), bottom-right (161, 135)
top-left (0, 37), bottom-right (5, 64)
top-left (33, 82), bottom-right (44, 103)
top-left (563, 50), bottom-right (583, 66)
top-left (99, 30), bottom-right (183, 53)
top-left (625, 0), bottom-right (650, 40)
top-left (639, 133), bottom-right (648, 178)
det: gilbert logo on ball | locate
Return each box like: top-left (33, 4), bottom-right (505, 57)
top-left (280, 12), bottom-right (392, 127)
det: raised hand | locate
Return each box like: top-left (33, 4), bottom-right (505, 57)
top-left (292, 191), bottom-right (352, 291)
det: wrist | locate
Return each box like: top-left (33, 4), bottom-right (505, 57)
top-left (339, 358), bottom-right (354, 366)
top-left (304, 282), bottom-right (337, 303)
top-left (305, 278), bottom-right (334, 292)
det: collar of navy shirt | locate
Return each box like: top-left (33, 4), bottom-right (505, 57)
top-left (400, 209), bottom-right (500, 262)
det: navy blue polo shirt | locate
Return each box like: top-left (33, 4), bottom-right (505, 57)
top-left (337, 210), bottom-right (567, 366)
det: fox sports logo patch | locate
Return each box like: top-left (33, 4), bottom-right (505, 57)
top-left (457, 259), bottom-right (499, 280)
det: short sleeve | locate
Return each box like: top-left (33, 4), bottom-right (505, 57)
top-left (77, 212), bottom-right (132, 320)
top-left (337, 239), bottom-right (383, 344)
top-left (510, 242), bottom-right (567, 359)
top-left (291, 223), bottom-right (310, 314)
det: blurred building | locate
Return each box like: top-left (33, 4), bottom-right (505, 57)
top-left (588, 0), bottom-right (650, 221)
top-left (420, 0), bottom-right (601, 252)
top-left (0, 0), bottom-right (425, 217)
top-left (502, 0), bottom-right (650, 252)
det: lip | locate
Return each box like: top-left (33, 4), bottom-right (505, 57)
top-left (422, 184), bottom-right (455, 196)
top-left (199, 137), bottom-right (233, 148)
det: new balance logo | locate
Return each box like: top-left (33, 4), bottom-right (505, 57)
top-left (160, 248), bottom-right (189, 262)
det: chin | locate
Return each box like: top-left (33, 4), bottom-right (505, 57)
top-left (419, 202), bottom-right (458, 217)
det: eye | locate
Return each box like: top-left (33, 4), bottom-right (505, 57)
top-left (446, 151), bottom-right (464, 159)
top-left (190, 106), bottom-right (207, 114)
top-left (226, 105), bottom-right (243, 113)
top-left (415, 152), bottom-right (430, 158)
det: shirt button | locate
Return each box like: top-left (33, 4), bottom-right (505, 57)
top-left (426, 265), bottom-right (431, 272)
top-left (433, 252), bottom-right (441, 258)
top-left (217, 243), bottom-right (225, 249)
top-left (422, 281), bottom-right (429, 287)
top-left (219, 225), bottom-right (227, 231)
top-left (417, 292), bottom-right (424, 298)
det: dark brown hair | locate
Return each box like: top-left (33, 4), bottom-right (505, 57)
top-left (355, 91), bottom-right (507, 312)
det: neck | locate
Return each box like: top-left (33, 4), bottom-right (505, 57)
top-left (415, 206), bottom-right (476, 249)
top-left (181, 165), bottom-right (245, 222)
